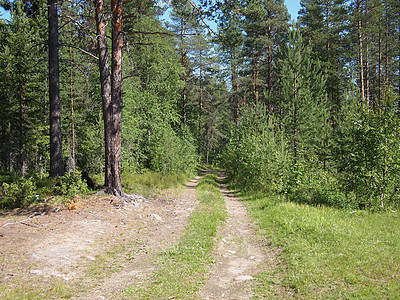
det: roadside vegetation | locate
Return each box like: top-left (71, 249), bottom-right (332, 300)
top-left (122, 173), bottom-right (227, 299)
top-left (0, 170), bottom-right (193, 210)
top-left (0, 171), bottom-right (198, 299)
top-left (222, 103), bottom-right (400, 298)
top-left (237, 191), bottom-right (400, 299)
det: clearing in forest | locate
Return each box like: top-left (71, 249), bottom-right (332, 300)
top-left (0, 172), bottom-right (280, 299)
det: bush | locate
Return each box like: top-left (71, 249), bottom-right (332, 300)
top-left (149, 125), bottom-right (197, 175)
top-left (53, 171), bottom-right (89, 197)
top-left (1, 178), bottom-right (36, 208)
top-left (222, 108), bottom-right (289, 194)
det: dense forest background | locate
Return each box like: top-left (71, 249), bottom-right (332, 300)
top-left (0, 0), bottom-right (399, 210)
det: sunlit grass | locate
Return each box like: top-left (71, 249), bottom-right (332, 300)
top-left (121, 172), bottom-right (193, 196)
top-left (123, 173), bottom-right (227, 299)
top-left (0, 277), bottom-right (74, 299)
top-left (243, 193), bottom-right (400, 299)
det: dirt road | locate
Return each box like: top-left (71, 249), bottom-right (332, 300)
top-left (0, 173), bottom-right (278, 299)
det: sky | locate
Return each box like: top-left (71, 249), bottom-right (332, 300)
top-left (0, 6), bottom-right (10, 20)
top-left (0, 0), bottom-right (301, 23)
top-left (285, 0), bottom-right (301, 21)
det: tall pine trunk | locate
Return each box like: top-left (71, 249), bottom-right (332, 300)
top-left (180, 23), bottom-right (187, 124)
top-left (69, 46), bottom-right (76, 171)
top-left (48, 0), bottom-right (64, 177)
top-left (198, 49), bottom-right (203, 163)
top-left (357, 0), bottom-right (365, 106)
top-left (110, 0), bottom-right (124, 196)
top-left (95, 0), bottom-right (123, 196)
top-left (95, 0), bottom-right (112, 188)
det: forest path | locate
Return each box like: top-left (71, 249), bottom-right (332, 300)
top-left (0, 176), bottom-right (201, 299)
top-left (198, 172), bottom-right (275, 299)
top-left (0, 172), bottom-right (280, 299)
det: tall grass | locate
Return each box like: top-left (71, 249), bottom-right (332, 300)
top-left (243, 193), bottom-right (400, 299)
top-left (121, 171), bottom-right (193, 195)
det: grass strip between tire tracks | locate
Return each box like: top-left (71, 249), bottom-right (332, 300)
top-left (122, 172), bottom-right (227, 299)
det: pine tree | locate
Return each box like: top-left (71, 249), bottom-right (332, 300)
top-left (94, 0), bottom-right (124, 196)
top-left (169, 0), bottom-right (202, 125)
top-left (211, 0), bottom-right (244, 124)
top-left (0, 1), bottom-right (48, 175)
top-left (276, 28), bottom-right (327, 164)
top-left (48, 0), bottom-right (64, 177)
top-left (241, 0), bottom-right (289, 110)
top-left (299, 0), bottom-right (348, 126)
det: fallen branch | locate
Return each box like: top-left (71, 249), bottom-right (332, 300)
top-left (2, 211), bottom-right (47, 227)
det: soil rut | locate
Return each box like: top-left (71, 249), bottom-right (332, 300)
top-left (199, 173), bottom-right (275, 299)
top-left (0, 173), bottom-right (280, 299)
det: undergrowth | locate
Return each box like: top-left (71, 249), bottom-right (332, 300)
top-left (241, 191), bottom-right (400, 299)
top-left (122, 172), bottom-right (227, 299)
top-left (0, 170), bottom-right (90, 209)
top-left (0, 170), bottom-right (192, 210)
top-left (121, 171), bottom-right (193, 196)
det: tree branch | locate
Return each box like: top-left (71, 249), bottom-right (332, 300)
top-left (59, 44), bottom-right (98, 60)
top-left (126, 31), bottom-right (196, 36)
top-left (187, 0), bottom-right (217, 36)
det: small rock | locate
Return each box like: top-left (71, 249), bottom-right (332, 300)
top-left (30, 270), bottom-right (42, 274)
top-left (249, 255), bottom-right (256, 260)
top-left (228, 250), bottom-right (236, 254)
top-left (151, 213), bottom-right (162, 220)
top-left (235, 275), bottom-right (254, 281)
top-left (31, 253), bottom-right (40, 260)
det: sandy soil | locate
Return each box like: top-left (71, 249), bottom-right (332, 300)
top-left (0, 173), bottom-right (282, 299)
top-left (198, 173), bottom-right (280, 299)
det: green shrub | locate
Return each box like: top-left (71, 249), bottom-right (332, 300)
top-left (2, 177), bottom-right (36, 208)
top-left (149, 125), bottom-right (197, 175)
top-left (222, 108), bottom-right (289, 194)
top-left (0, 172), bottom-right (16, 185)
top-left (53, 171), bottom-right (88, 197)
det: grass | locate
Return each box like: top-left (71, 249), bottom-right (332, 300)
top-left (0, 277), bottom-right (75, 299)
top-left (122, 173), bottom-right (227, 299)
top-left (241, 192), bottom-right (400, 299)
top-left (121, 171), bottom-right (193, 196)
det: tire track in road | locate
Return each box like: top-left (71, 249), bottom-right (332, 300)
top-left (199, 172), bottom-right (277, 299)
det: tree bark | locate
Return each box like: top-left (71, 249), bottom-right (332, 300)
top-left (95, 0), bottom-right (124, 196)
top-left (206, 122), bottom-right (210, 165)
top-left (180, 22), bottom-right (188, 124)
top-left (232, 53), bottom-right (239, 125)
top-left (69, 46), bottom-right (76, 171)
top-left (110, 0), bottom-right (124, 196)
top-left (18, 80), bottom-right (26, 177)
top-left (198, 48), bottom-right (203, 163)
top-left (357, 0), bottom-right (365, 106)
top-left (48, 0), bottom-right (64, 177)
top-left (95, 0), bottom-right (112, 187)
top-left (378, 29), bottom-right (382, 111)
top-left (293, 70), bottom-right (298, 165)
